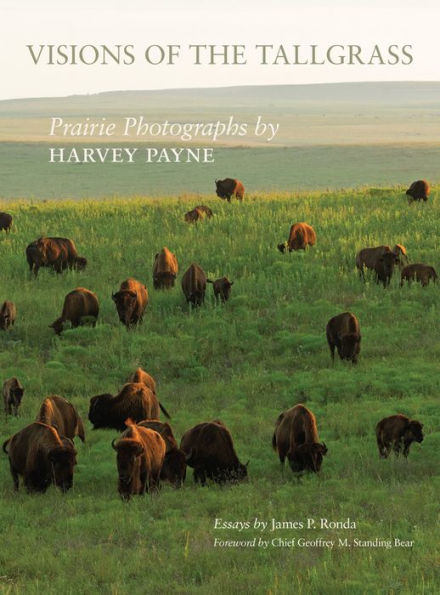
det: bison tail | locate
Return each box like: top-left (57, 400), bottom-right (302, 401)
top-left (159, 402), bottom-right (171, 420)
top-left (271, 432), bottom-right (277, 451)
top-left (2, 438), bottom-right (10, 454)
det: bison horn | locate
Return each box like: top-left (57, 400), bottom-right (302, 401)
top-left (111, 438), bottom-right (118, 450)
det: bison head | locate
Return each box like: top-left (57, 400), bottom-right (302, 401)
top-left (112, 290), bottom-right (137, 327)
top-left (112, 438), bottom-right (144, 500)
top-left (277, 242), bottom-right (288, 254)
top-left (88, 393), bottom-right (114, 429)
top-left (74, 256), bottom-right (87, 271)
top-left (49, 317), bottom-right (64, 335)
top-left (13, 387), bottom-right (24, 405)
top-left (288, 442), bottom-right (327, 473)
top-left (340, 334), bottom-right (361, 363)
top-left (48, 444), bottom-right (77, 492)
top-left (219, 279), bottom-right (233, 302)
top-left (406, 421), bottom-right (424, 443)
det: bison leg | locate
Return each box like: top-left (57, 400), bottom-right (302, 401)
top-left (194, 468), bottom-right (206, 486)
top-left (9, 463), bottom-right (19, 491)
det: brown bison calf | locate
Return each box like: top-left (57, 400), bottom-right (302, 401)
top-left (0, 301), bottom-right (16, 331)
top-left (0, 212), bottom-right (12, 233)
top-left (406, 179), bottom-right (430, 202)
top-left (272, 404), bottom-right (327, 473)
top-left (139, 420), bottom-right (186, 487)
top-left (181, 263), bottom-right (207, 306)
top-left (112, 278), bottom-right (148, 328)
top-left (36, 395), bottom-right (85, 442)
top-left (153, 247), bottom-right (178, 289)
top-left (128, 367), bottom-right (157, 394)
top-left (50, 288), bottom-right (99, 335)
top-left (278, 222), bottom-right (316, 253)
top-left (400, 263), bottom-right (437, 287)
top-left (3, 378), bottom-right (24, 416)
top-left (112, 420), bottom-right (166, 500)
top-left (180, 420), bottom-right (248, 485)
top-left (376, 414), bottom-right (424, 458)
top-left (89, 382), bottom-right (170, 432)
top-left (215, 178), bottom-right (244, 202)
top-left (207, 276), bottom-right (234, 302)
top-left (3, 422), bottom-right (77, 493)
top-left (326, 312), bottom-right (361, 364)
top-left (184, 206), bottom-right (213, 223)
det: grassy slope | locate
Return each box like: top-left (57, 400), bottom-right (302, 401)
top-left (0, 190), bottom-right (439, 593)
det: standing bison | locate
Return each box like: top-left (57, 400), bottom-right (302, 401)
top-left (112, 278), bottom-right (148, 328)
top-left (139, 420), bottom-right (186, 487)
top-left (374, 251), bottom-right (400, 287)
top-left (0, 212), bottom-right (12, 233)
top-left (278, 223), bottom-right (316, 253)
top-left (207, 276), bottom-right (234, 303)
top-left (3, 422), bottom-right (77, 493)
top-left (215, 178), bottom-right (245, 202)
top-left (181, 263), bottom-right (207, 306)
top-left (3, 378), bottom-right (24, 416)
top-left (153, 247), bottom-right (178, 289)
top-left (36, 395), bottom-right (85, 442)
top-left (272, 404), bottom-right (327, 473)
top-left (400, 263), bottom-right (437, 287)
top-left (0, 301), bottom-right (16, 331)
top-left (26, 237), bottom-right (87, 277)
top-left (356, 245), bottom-right (403, 281)
top-left (49, 288), bottom-right (99, 335)
top-left (180, 420), bottom-right (248, 485)
top-left (406, 180), bottom-right (430, 202)
top-left (376, 414), bottom-right (424, 458)
top-left (326, 312), bottom-right (361, 364)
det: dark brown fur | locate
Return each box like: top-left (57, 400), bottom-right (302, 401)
top-left (36, 395), bottom-right (85, 442)
top-left (3, 377), bottom-right (24, 416)
top-left (112, 278), bottom-right (148, 327)
top-left (0, 301), bottom-right (16, 331)
top-left (376, 414), bottom-right (424, 458)
top-left (153, 247), bottom-right (178, 289)
top-left (406, 180), bottom-right (430, 202)
top-left (272, 404), bottom-right (327, 473)
top-left (400, 263), bottom-right (438, 287)
top-left (0, 212), bottom-right (12, 233)
top-left (215, 178), bottom-right (244, 202)
top-left (374, 251), bottom-right (400, 287)
top-left (181, 263), bottom-right (207, 306)
top-left (326, 312), bottom-right (361, 364)
top-left (184, 207), bottom-right (210, 223)
top-left (278, 223), bottom-right (316, 253)
top-left (49, 288), bottom-right (99, 335)
top-left (139, 420), bottom-right (186, 487)
top-left (207, 276), bottom-right (234, 302)
top-left (26, 237), bottom-right (87, 277)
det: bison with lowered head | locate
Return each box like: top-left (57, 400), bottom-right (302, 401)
top-left (406, 179), bottom-right (430, 202)
top-left (374, 251), bottom-right (400, 287)
top-left (207, 276), bottom-right (234, 303)
top-left (326, 312), bottom-right (361, 364)
top-left (128, 367), bottom-right (157, 394)
top-left (139, 420), bottom-right (186, 488)
top-left (181, 263), bottom-right (207, 306)
top-left (0, 301), bottom-right (16, 331)
top-left (3, 422), bottom-right (77, 493)
top-left (0, 212), bottom-right (12, 233)
top-left (376, 414), bottom-right (424, 458)
top-left (3, 377), bottom-right (24, 416)
top-left (215, 178), bottom-right (244, 202)
top-left (278, 222), bottom-right (316, 253)
top-left (153, 247), bottom-right (178, 289)
top-left (49, 287), bottom-right (99, 335)
top-left (180, 420), bottom-right (248, 485)
top-left (400, 263), bottom-right (437, 287)
top-left (112, 278), bottom-right (148, 328)
top-left (26, 237), bottom-right (87, 277)
top-left (36, 395), bottom-right (85, 442)
top-left (112, 419), bottom-right (166, 500)
top-left (89, 382), bottom-right (169, 432)
top-left (272, 404), bottom-right (327, 473)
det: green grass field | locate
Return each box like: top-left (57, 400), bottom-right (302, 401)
top-left (0, 189), bottom-right (439, 594)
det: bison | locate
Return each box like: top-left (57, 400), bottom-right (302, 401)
top-left (406, 180), bottom-right (430, 202)
top-left (272, 404), bottom-right (327, 473)
top-left (326, 312), bottom-right (361, 364)
top-left (3, 377), bottom-right (24, 416)
top-left (0, 301), bottom-right (16, 331)
top-left (89, 382), bottom-right (170, 432)
top-left (112, 419), bottom-right (166, 500)
top-left (393, 244), bottom-right (409, 267)
top-left (376, 414), bottom-right (424, 458)
top-left (207, 276), bottom-right (234, 303)
top-left (400, 263), bottom-right (438, 287)
top-left (0, 212), bottom-right (12, 233)
top-left (153, 247), bottom-right (178, 289)
top-left (49, 288), bottom-right (99, 335)
top-left (184, 207), bottom-right (210, 223)
top-left (139, 420), bottom-right (186, 487)
top-left (215, 178), bottom-right (244, 202)
top-left (181, 263), bottom-right (207, 306)
top-left (36, 395), bottom-right (85, 442)
top-left (374, 251), bottom-right (400, 287)
top-left (3, 422), bottom-right (77, 493)
top-left (128, 367), bottom-right (157, 394)
top-left (26, 237), bottom-right (87, 277)
top-left (180, 420), bottom-right (248, 485)
top-left (278, 222), bottom-right (316, 253)
top-left (112, 278), bottom-right (148, 328)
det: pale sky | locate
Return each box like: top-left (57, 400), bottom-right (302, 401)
top-left (1, 0), bottom-right (439, 100)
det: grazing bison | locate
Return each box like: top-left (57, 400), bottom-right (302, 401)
top-left (0, 301), bottom-right (16, 331)
top-left (89, 382), bottom-right (170, 432)
top-left (326, 312), bottom-right (361, 364)
top-left (400, 263), bottom-right (437, 287)
top-left (3, 378), bottom-right (24, 416)
top-left (112, 278), bottom-right (148, 328)
top-left (184, 207), bottom-right (210, 223)
top-left (207, 276), bottom-right (234, 302)
top-left (215, 178), bottom-right (245, 202)
top-left (278, 223), bottom-right (316, 253)
top-left (0, 212), bottom-right (12, 233)
top-left (181, 263), bottom-right (207, 306)
top-left (128, 367), bottom-right (157, 394)
top-left (49, 288), bottom-right (99, 335)
top-left (356, 245), bottom-right (391, 279)
top-left (376, 414), bottom-right (424, 458)
top-left (180, 420), bottom-right (248, 485)
top-left (112, 419), bottom-right (166, 500)
top-left (26, 237), bottom-right (87, 277)
top-left (272, 404), bottom-right (327, 473)
top-left (153, 247), bottom-right (178, 289)
top-left (406, 180), bottom-right (430, 202)
top-left (374, 251), bottom-right (400, 287)
top-left (139, 420), bottom-right (186, 487)
top-left (3, 422), bottom-right (77, 493)
top-left (36, 395), bottom-right (85, 442)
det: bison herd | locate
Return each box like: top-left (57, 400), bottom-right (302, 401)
top-left (0, 178), bottom-right (434, 497)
